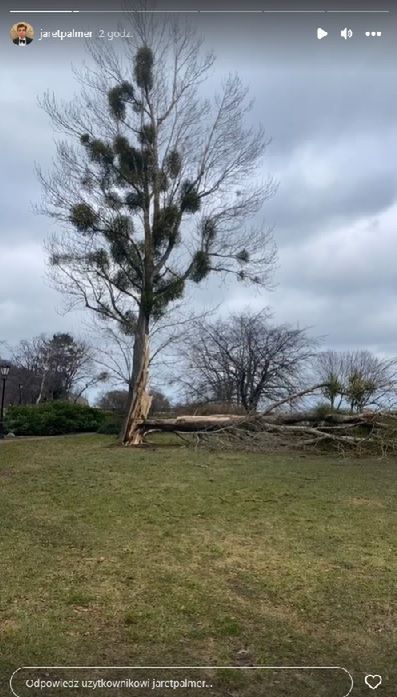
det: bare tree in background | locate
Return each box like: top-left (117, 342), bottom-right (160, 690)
top-left (315, 349), bottom-right (397, 412)
top-left (173, 310), bottom-right (317, 412)
top-left (9, 336), bottom-right (46, 404)
top-left (12, 333), bottom-right (104, 403)
top-left (92, 324), bottom-right (134, 391)
top-left (344, 351), bottom-right (397, 412)
top-left (315, 351), bottom-right (345, 410)
top-left (96, 389), bottom-right (131, 414)
top-left (37, 12), bottom-right (276, 444)
top-left (97, 387), bottom-right (170, 415)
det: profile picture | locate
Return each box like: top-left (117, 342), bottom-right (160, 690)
top-left (10, 21), bottom-right (34, 46)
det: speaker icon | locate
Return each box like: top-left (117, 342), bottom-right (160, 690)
top-left (341, 27), bottom-right (353, 39)
top-left (317, 27), bottom-right (328, 40)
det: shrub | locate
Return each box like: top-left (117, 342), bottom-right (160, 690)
top-left (5, 402), bottom-right (106, 437)
top-left (309, 402), bottom-right (350, 419)
top-left (310, 402), bottom-right (334, 419)
top-left (97, 412), bottom-right (123, 435)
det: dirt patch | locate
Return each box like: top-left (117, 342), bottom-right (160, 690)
top-left (349, 497), bottom-right (385, 509)
top-left (0, 619), bottom-right (19, 633)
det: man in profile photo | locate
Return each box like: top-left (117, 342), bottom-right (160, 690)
top-left (13, 23), bottom-right (33, 46)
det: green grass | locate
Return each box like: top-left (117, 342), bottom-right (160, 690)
top-left (0, 435), bottom-right (396, 696)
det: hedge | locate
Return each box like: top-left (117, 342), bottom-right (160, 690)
top-left (5, 401), bottom-right (106, 437)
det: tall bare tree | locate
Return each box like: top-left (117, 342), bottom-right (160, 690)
top-left (37, 14), bottom-right (276, 444)
top-left (173, 310), bottom-right (317, 412)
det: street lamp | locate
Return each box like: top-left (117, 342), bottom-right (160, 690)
top-left (0, 363), bottom-right (10, 439)
top-left (18, 383), bottom-right (23, 405)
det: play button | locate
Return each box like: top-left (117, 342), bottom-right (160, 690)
top-left (317, 27), bottom-right (328, 40)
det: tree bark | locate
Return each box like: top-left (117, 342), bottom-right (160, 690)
top-left (121, 307), bottom-right (152, 446)
top-left (136, 411), bottom-right (376, 434)
top-left (143, 414), bottom-right (246, 432)
top-left (36, 366), bottom-right (48, 404)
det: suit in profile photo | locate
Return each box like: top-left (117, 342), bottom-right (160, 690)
top-left (11, 22), bottom-right (34, 46)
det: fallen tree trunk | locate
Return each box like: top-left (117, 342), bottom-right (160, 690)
top-left (141, 410), bottom-right (377, 434)
top-left (141, 412), bottom-right (396, 454)
top-left (141, 413), bottom-right (374, 440)
top-left (142, 414), bottom-right (247, 432)
top-left (122, 379), bottom-right (397, 454)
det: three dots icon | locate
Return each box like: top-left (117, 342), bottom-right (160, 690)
top-left (365, 31), bottom-right (382, 37)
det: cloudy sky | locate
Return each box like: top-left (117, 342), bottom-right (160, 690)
top-left (1, 2), bottom-right (396, 395)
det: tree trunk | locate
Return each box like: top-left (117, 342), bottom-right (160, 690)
top-left (36, 367), bottom-right (48, 404)
top-left (121, 86), bottom-right (155, 447)
top-left (121, 308), bottom-right (152, 446)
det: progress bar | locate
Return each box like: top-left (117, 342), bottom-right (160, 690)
top-left (8, 8), bottom-right (391, 13)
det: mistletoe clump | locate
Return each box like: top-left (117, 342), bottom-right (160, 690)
top-left (125, 192), bottom-right (145, 211)
top-left (165, 149), bottom-right (182, 178)
top-left (153, 205), bottom-right (180, 246)
top-left (108, 81), bottom-right (135, 120)
top-left (190, 250), bottom-right (210, 283)
top-left (134, 46), bottom-right (154, 91)
top-left (180, 180), bottom-right (201, 213)
top-left (85, 139), bottom-right (114, 167)
top-left (70, 203), bottom-right (99, 232)
top-left (139, 123), bottom-right (156, 146)
top-left (86, 248), bottom-right (109, 270)
top-left (153, 277), bottom-right (185, 319)
top-left (236, 249), bottom-right (249, 264)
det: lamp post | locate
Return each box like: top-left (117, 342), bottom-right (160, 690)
top-left (0, 363), bottom-right (11, 439)
top-left (18, 383), bottom-right (23, 405)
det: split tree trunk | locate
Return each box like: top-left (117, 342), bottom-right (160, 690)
top-left (122, 309), bottom-right (152, 446)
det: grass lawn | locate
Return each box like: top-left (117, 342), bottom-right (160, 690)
top-left (0, 434), bottom-right (396, 696)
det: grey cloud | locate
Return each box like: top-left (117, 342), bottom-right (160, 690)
top-left (252, 72), bottom-right (397, 244)
top-left (252, 68), bottom-right (397, 157)
top-left (0, 241), bottom-right (85, 344)
top-left (278, 202), bottom-right (397, 296)
top-left (1, 22), bottom-right (397, 373)
top-left (265, 140), bottom-right (397, 245)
